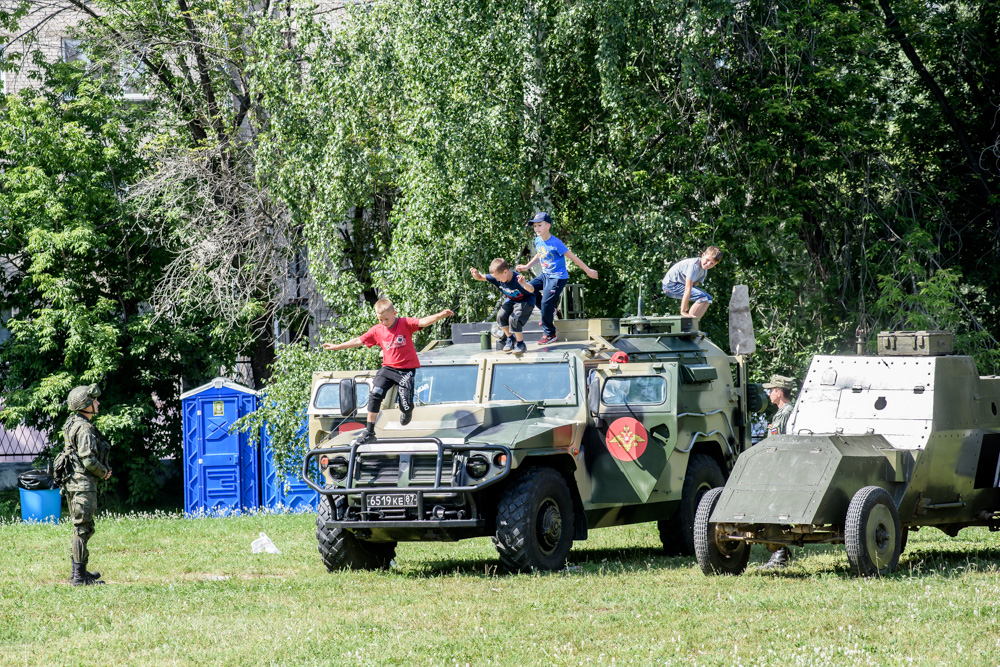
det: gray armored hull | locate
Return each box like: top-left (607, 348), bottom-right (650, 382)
top-left (696, 333), bottom-right (1000, 577)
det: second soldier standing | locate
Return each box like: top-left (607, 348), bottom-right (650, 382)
top-left (758, 374), bottom-right (797, 569)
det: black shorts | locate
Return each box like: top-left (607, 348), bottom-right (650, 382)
top-left (498, 300), bottom-right (534, 333)
top-left (368, 366), bottom-right (416, 414)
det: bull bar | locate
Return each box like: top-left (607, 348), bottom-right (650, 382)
top-left (302, 438), bottom-right (512, 527)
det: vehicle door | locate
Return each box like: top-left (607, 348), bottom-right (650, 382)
top-left (584, 362), bottom-right (678, 504)
top-left (308, 371), bottom-right (377, 449)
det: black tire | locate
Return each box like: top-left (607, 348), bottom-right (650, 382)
top-left (845, 486), bottom-right (901, 577)
top-left (316, 495), bottom-right (397, 571)
top-left (900, 527), bottom-right (909, 554)
top-left (658, 453), bottom-right (725, 556)
top-left (493, 467), bottom-right (575, 573)
top-left (694, 487), bottom-right (750, 576)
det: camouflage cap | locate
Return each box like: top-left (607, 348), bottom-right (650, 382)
top-left (67, 384), bottom-right (102, 411)
top-left (762, 374), bottom-right (796, 391)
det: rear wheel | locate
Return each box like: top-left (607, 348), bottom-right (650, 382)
top-left (845, 486), bottom-right (900, 577)
top-left (493, 468), bottom-right (575, 572)
top-left (694, 487), bottom-right (750, 575)
top-left (316, 495), bottom-right (397, 571)
top-left (658, 453), bottom-right (725, 556)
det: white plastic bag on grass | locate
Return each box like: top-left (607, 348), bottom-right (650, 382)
top-left (251, 532), bottom-right (281, 554)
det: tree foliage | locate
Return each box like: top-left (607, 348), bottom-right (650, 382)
top-left (0, 61), bottom-right (228, 501)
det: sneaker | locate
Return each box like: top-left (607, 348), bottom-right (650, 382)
top-left (497, 334), bottom-right (509, 348)
top-left (503, 337), bottom-right (515, 353)
top-left (351, 429), bottom-right (375, 447)
top-left (537, 334), bottom-right (558, 345)
top-left (399, 410), bottom-right (413, 426)
top-left (513, 341), bottom-right (527, 356)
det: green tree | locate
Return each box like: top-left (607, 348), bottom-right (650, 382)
top-left (0, 61), bottom-right (228, 502)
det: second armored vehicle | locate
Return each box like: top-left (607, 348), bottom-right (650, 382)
top-left (303, 293), bottom-right (766, 572)
top-left (695, 330), bottom-right (1000, 577)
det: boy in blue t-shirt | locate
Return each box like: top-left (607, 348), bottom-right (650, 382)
top-left (515, 212), bottom-right (598, 344)
top-left (469, 259), bottom-right (535, 356)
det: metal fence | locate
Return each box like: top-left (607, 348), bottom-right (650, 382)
top-left (0, 422), bottom-right (49, 462)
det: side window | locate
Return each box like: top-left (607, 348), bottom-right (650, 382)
top-left (314, 383), bottom-right (341, 411)
top-left (602, 376), bottom-right (667, 406)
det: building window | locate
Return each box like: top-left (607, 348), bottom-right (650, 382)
top-left (61, 38), bottom-right (87, 65)
top-left (120, 57), bottom-right (151, 100)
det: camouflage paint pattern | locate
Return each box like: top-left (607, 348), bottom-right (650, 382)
top-left (306, 316), bottom-right (764, 541)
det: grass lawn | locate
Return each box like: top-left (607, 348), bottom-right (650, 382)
top-left (1, 496), bottom-right (999, 666)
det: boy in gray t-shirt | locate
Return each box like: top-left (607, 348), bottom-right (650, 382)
top-left (661, 246), bottom-right (722, 319)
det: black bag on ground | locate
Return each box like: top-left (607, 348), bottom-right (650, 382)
top-left (18, 469), bottom-right (56, 490)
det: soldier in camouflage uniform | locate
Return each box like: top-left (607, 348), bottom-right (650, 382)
top-left (62, 384), bottom-right (112, 586)
top-left (759, 374), bottom-right (796, 569)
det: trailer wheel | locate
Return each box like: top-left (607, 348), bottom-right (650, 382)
top-left (658, 453), bottom-right (725, 556)
top-left (493, 467), bottom-right (575, 572)
top-left (316, 495), bottom-right (397, 571)
top-left (845, 486), bottom-right (900, 577)
top-left (694, 487), bottom-right (750, 575)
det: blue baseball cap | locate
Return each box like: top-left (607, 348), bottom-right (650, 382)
top-left (527, 212), bottom-right (552, 225)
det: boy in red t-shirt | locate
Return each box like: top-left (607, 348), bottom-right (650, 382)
top-left (322, 299), bottom-right (454, 445)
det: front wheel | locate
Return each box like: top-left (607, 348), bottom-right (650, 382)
top-left (694, 487), bottom-right (750, 576)
top-left (493, 467), bottom-right (575, 572)
top-left (316, 495), bottom-right (397, 571)
top-left (844, 486), bottom-right (900, 577)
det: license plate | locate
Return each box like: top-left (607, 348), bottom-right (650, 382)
top-left (368, 493), bottom-right (418, 508)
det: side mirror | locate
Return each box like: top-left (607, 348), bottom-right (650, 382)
top-left (588, 375), bottom-right (601, 417)
top-left (339, 379), bottom-right (357, 416)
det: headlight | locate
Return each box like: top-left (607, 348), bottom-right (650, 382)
top-left (465, 454), bottom-right (490, 479)
top-left (329, 455), bottom-right (349, 480)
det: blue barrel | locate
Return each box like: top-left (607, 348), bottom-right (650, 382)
top-left (20, 488), bottom-right (61, 523)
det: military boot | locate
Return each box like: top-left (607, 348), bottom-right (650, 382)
top-left (758, 547), bottom-right (791, 570)
top-left (71, 560), bottom-right (105, 586)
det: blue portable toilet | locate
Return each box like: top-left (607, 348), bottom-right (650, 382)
top-left (181, 378), bottom-right (261, 515)
top-left (260, 413), bottom-right (319, 512)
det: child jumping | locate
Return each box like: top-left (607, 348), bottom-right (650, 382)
top-left (661, 246), bottom-right (722, 319)
top-left (322, 299), bottom-right (454, 445)
top-left (515, 212), bottom-right (598, 345)
top-left (469, 259), bottom-right (535, 356)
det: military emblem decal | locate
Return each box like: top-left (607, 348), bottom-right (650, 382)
top-left (605, 418), bottom-right (648, 461)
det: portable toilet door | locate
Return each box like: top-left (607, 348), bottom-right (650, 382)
top-left (260, 415), bottom-right (319, 512)
top-left (181, 378), bottom-right (261, 515)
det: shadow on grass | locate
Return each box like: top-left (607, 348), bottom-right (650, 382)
top-left (751, 540), bottom-right (1000, 580)
top-left (399, 544), bottom-right (693, 579)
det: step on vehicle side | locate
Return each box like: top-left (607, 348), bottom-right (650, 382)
top-left (695, 330), bottom-right (1000, 577)
top-left (303, 287), bottom-right (767, 572)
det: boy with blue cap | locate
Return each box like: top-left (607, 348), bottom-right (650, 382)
top-left (516, 212), bottom-right (598, 345)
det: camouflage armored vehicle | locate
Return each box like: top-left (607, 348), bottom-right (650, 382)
top-left (695, 330), bottom-right (1000, 578)
top-left (303, 291), bottom-right (767, 572)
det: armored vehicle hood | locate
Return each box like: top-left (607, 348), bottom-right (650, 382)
top-left (710, 433), bottom-right (912, 525)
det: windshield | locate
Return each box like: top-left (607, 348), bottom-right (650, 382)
top-left (414, 365), bottom-right (479, 405)
top-left (314, 381), bottom-right (370, 412)
top-left (490, 362), bottom-right (575, 403)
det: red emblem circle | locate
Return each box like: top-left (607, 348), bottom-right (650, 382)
top-left (605, 417), bottom-right (648, 461)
